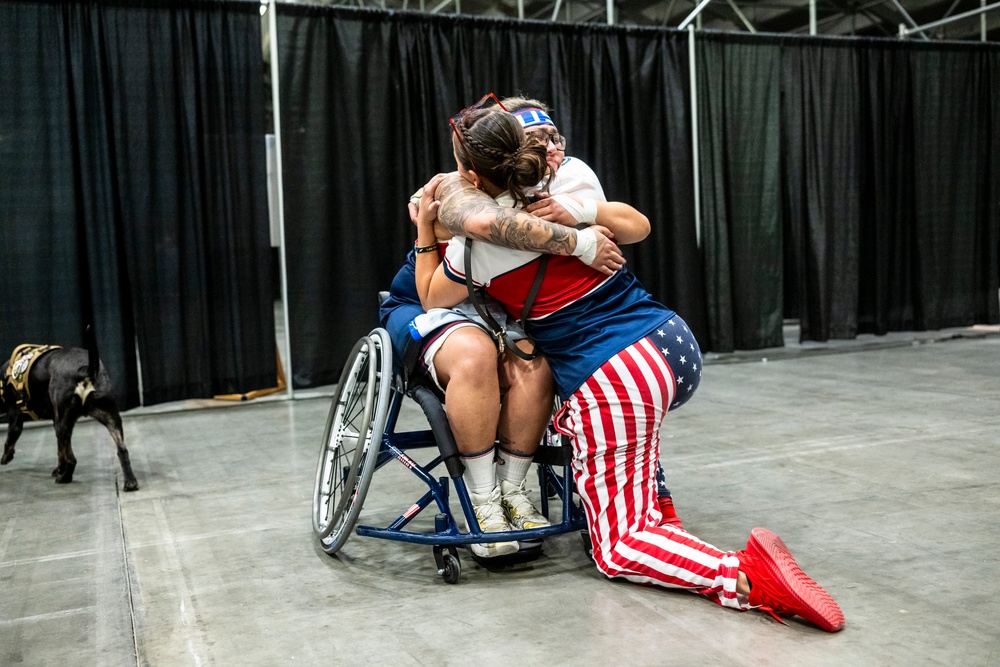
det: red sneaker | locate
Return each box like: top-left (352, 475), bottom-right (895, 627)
top-left (739, 527), bottom-right (845, 632)
top-left (657, 496), bottom-right (685, 530)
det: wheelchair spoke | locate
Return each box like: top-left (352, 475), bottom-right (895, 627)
top-left (312, 331), bottom-right (392, 552)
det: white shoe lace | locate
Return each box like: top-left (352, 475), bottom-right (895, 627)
top-left (500, 480), bottom-right (550, 529)
top-left (468, 487), bottom-right (518, 557)
top-left (473, 499), bottom-right (512, 533)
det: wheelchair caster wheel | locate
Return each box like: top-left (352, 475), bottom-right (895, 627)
top-left (440, 553), bottom-right (461, 584)
top-left (433, 545), bottom-right (461, 584)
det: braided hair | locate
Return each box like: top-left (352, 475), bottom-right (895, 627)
top-left (452, 108), bottom-right (549, 209)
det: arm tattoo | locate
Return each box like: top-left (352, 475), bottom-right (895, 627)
top-left (436, 174), bottom-right (577, 255)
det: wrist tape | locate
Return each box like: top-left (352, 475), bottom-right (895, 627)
top-left (571, 227), bottom-right (598, 265)
top-left (550, 194), bottom-right (598, 224)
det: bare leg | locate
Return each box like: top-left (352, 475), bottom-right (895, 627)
top-left (432, 327), bottom-right (518, 557)
top-left (497, 339), bottom-right (555, 456)
top-left (431, 327), bottom-right (501, 455)
top-left (492, 340), bottom-right (556, 531)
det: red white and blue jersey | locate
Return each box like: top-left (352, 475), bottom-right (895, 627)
top-left (528, 156), bottom-right (606, 201)
top-left (442, 234), bottom-right (676, 399)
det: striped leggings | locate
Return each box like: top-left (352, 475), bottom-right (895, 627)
top-left (554, 322), bottom-right (746, 610)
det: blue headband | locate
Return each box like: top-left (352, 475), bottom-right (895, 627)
top-left (513, 108), bottom-right (554, 129)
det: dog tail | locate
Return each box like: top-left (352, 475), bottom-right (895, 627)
top-left (84, 324), bottom-right (100, 380)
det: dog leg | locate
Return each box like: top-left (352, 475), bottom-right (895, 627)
top-left (89, 398), bottom-right (139, 492)
top-left (2, 411), bottom-right (25, 465)
top-left (52, 413), bottom-right (79, 484)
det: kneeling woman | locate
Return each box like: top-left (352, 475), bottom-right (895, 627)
top-left (413, 102), bottom-right (844, 633)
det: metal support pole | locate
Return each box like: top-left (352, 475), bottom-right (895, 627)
top-left (809, 0), bottom-right (817, 34)
top-left (267, 0), bottom-right (294, 400)
top-left (983, 0), bottom-right (988, 40)
top-left (687, 25), bottom-right (702, 250)
top-left (551, 0), bottom-right (563, 20)
top-left (662, 0), bottom-right (679, 26)
top-left (607, 0), bottom-right (614, 25)
top-left (724, 0), bottom-right (756, 32)
top-left (679, 0), bottom-right (712, 30)
top-left (518, 0), bottom-right (524, 19)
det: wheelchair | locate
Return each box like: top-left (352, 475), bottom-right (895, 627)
top-left (311, 326), bottom-right (588, 584)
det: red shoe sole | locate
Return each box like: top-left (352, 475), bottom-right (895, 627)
top-left (748, 528), bottom-right (845, 632)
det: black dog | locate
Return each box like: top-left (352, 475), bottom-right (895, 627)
top-left (1, 327), bottom-right (139, 491)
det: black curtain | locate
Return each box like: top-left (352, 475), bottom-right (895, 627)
top-left (855, 41), bottom-right (1000, 335)
top-left (697, 34), bottom-right (785, 352)
top-left (782, 39), bottom-right (862, 342)
top-left (909, 45), bottom-right (1000, 329)
top-left (857, 42), bottom-right (919, 334)
top-left (696, 32), bottom-right (999, 350)
top-left (1, 0), bottom-right (138, 407)
top-left (278, 7), bottom-right (699, 388)
top-left (0, 0), bottom-right (274, 407)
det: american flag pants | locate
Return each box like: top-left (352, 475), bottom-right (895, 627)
top-left (553, 322), bottom-right (746, 610)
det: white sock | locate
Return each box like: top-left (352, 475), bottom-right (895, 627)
top-left (461, 447), bottom-right (497, 498)
top-left (496, 448), bottom-right (532, 488)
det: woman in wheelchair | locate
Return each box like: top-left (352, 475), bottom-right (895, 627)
top-left (380, 179), bottom-right (557, 559)
top-left (411, 101), bottom-right (845, 632)
top-left (381, 101), bottom-right (654, 558)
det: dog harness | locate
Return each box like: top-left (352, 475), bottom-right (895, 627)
top-left (2, 344), bottom-right (61, 421)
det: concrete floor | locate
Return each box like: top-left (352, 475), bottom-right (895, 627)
top-left (2, 328), bottom-right (999, 666)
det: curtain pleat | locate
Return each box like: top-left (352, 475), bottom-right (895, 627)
top-left (0, 0), bottom-right (274, 407)
top-left (697, 35), bottom-right (785, 352)
top-left (782, 41), bottom-right (862, 342)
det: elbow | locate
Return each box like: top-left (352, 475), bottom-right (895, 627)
top-left (636, 215), bottom-right (651, 242)
top-left (618, 214), bottom-right (650, 244)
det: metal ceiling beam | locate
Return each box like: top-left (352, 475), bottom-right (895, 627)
top-left (900, 0), bottom-right (1000, 33)
top-left (724, 0), bottom-right (758, 30)
top-left (679, 0), bottom-right (714, 28)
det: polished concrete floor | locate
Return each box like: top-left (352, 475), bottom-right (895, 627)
top-left (2, 327), bottom-right (999, 666)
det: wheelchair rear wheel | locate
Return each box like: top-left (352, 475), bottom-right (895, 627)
top-left (312, 329), bottom-right (393, 554)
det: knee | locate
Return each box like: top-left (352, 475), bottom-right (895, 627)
top-left (437, 336), bottom-right (498, 386)
top-left (501, 356), bottom-right (554, 398)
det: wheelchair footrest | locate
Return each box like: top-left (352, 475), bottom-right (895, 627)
top-left (468, 540), bottom-right (545, 569)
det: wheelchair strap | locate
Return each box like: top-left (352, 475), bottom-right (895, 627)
top-left (463, 239), bottom-right (547, 361)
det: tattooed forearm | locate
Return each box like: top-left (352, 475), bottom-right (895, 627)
top-left (488, 207), bottom-right (576, 254)
top-left (436, 173), bottom-right (578, 255)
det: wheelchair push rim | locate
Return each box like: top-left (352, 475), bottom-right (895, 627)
top-left (312, 329), bottom-right (392, 554)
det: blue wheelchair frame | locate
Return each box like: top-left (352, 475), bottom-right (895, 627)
top-left (312, 328), bottom-right (588, 583)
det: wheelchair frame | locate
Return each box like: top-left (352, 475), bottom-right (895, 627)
top-left (311, 328), bottom-right (588, 583)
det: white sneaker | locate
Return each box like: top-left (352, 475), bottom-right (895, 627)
top-left (467, 487), bottom-right (519, 558)
top-left (500, 479), bottom-right (551, 530)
